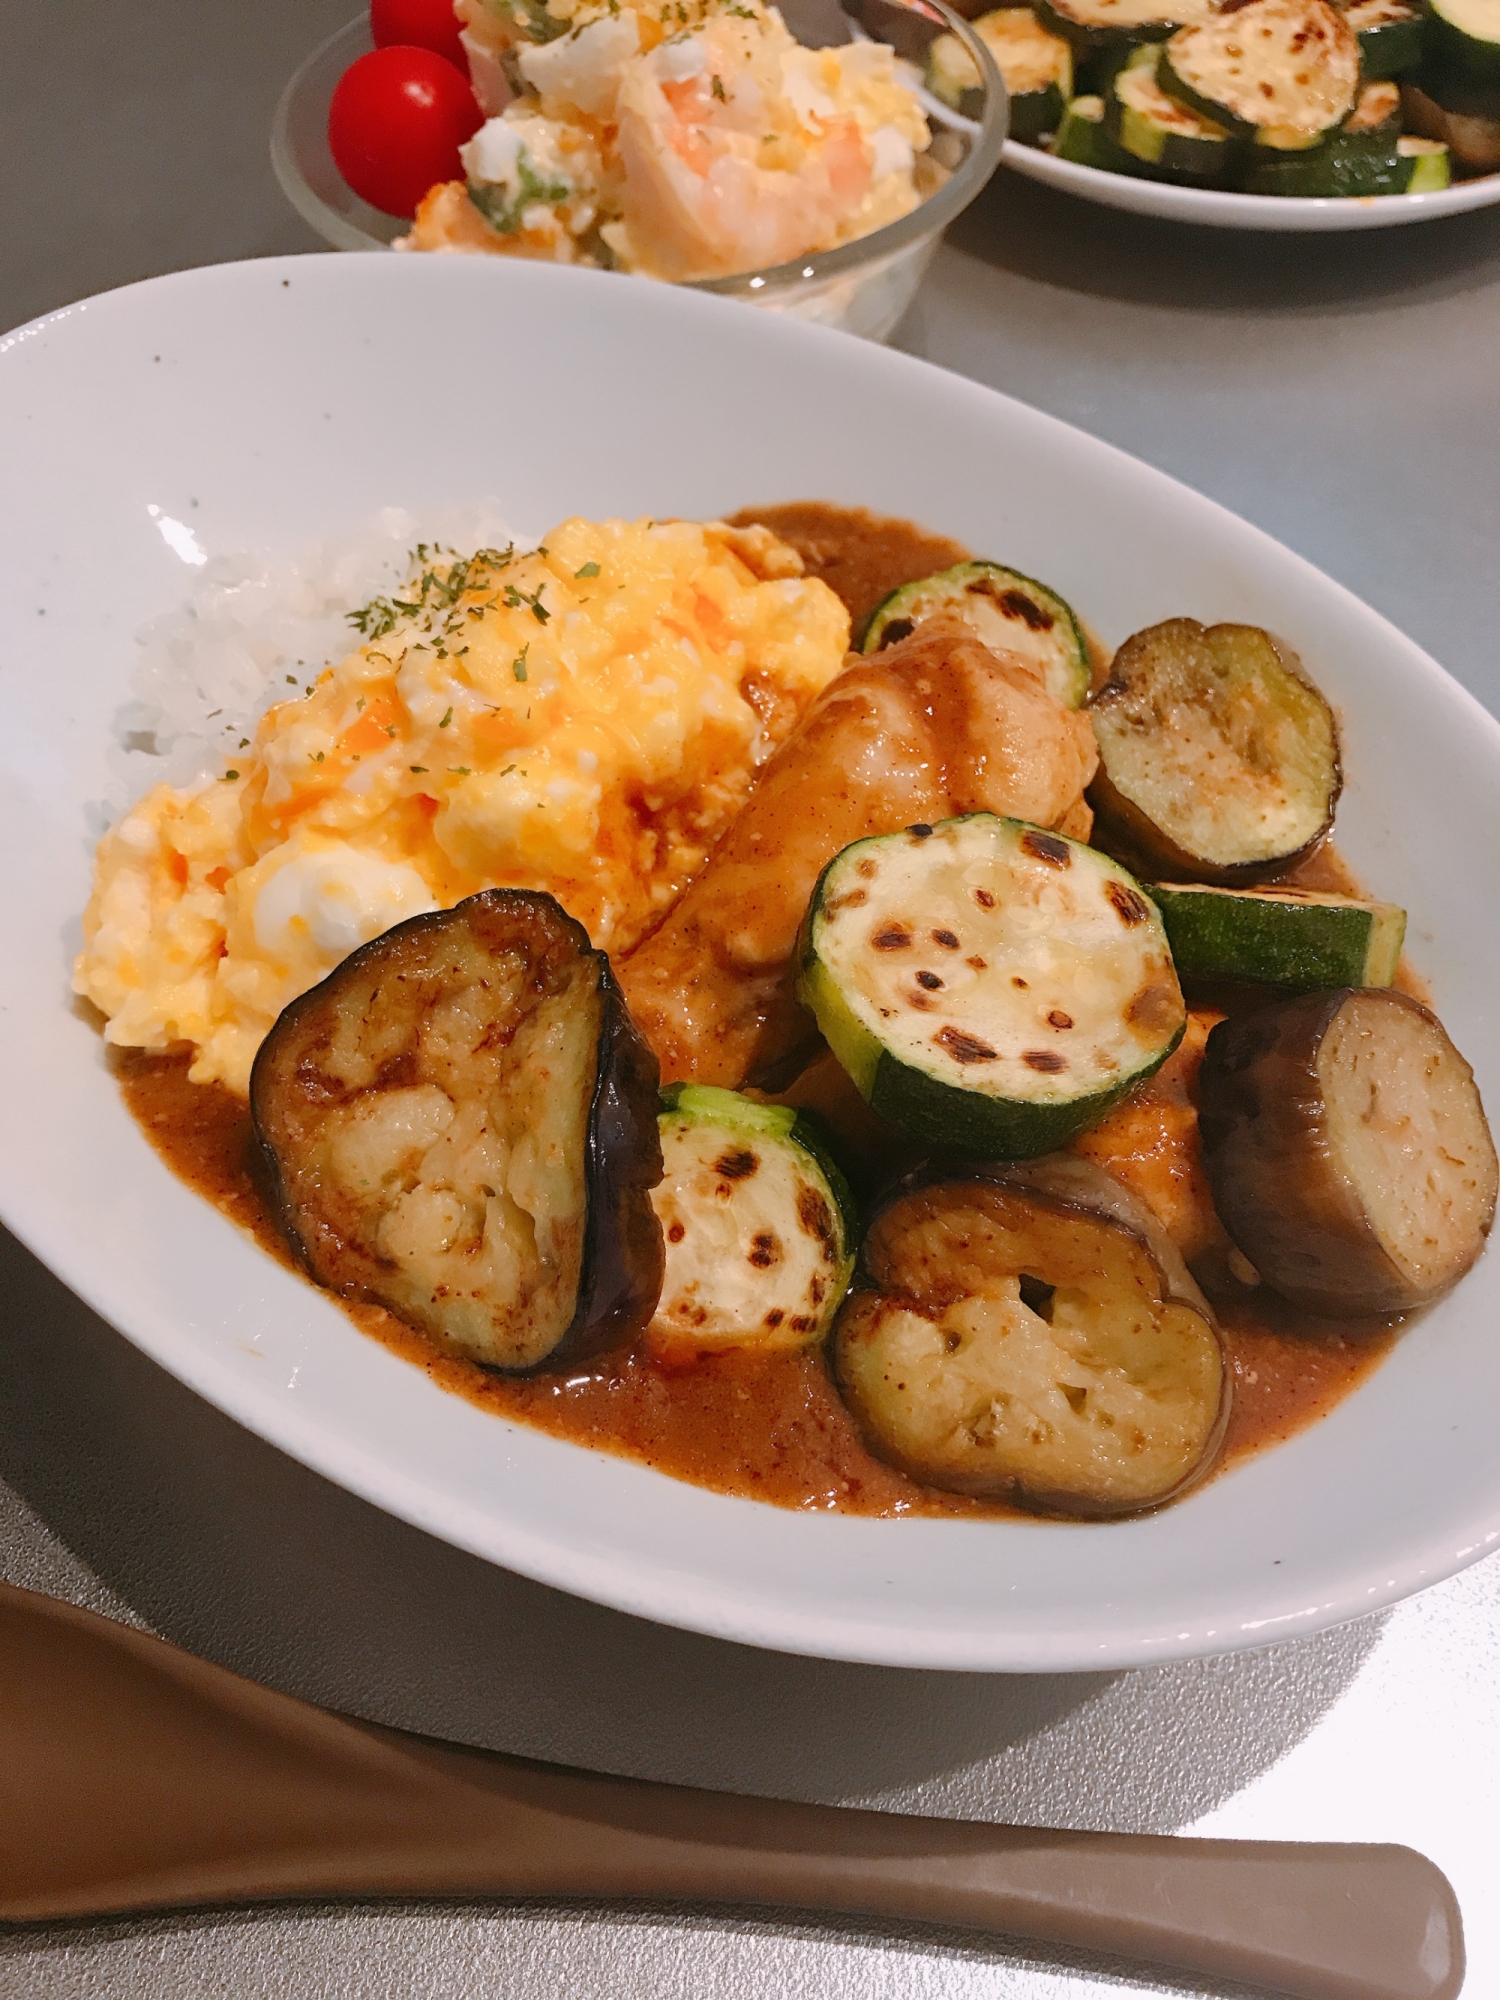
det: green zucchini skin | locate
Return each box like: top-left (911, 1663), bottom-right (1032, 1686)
top-left (796, 814), bottom-right (1185, 1161)
top-left (1149, 884), bottom-right (1406, 988)
top-left (862, 562), bottom-right (1091, 710)
top-left (1348, 0), bottom-right (1425, 77)
top-left (1106, 45), bottom-right (1234, 178)
top-left (1055, 93), bottom-right (1151, 169)
top-left (1239, 98), bottom-right (1432, 190)
top-left (1423, 0), bottom-right (1500, 87)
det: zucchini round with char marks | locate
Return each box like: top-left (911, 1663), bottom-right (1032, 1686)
top-left (1159, 0), bottom-right (1360, 142)
top-left (1149, 883), bottom-right (1406, 990)
top-left (1107, 44), bottom-right (1234, 179)
top-left (1087, 619), bottom-right (1341, 885)
top-left (1037, 0), bottom-right (1214, 57)
top-left (1055, 92), bottom-right (1151, 168)
top-left (797, 813), bottom-right (1185, 1159)
top-left (833, 1155), bottom-right (1230, 1517)
top-left (250, 889), bottom-right (665, 1373)
top-left (1345, 0), bottom-right (1424, 79)
top-left (647, 1085), bottom-right (856, 1360)
top-left (862, 562), bottom-right (1090, 710)
top-left (927, 11), bottom-right (1074, 136)
top-left (1199, 987), bottom-right (1497, 1317)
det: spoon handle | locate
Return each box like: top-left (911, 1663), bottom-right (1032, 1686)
top-left (0, 1584), bottom-right (1462, 2000)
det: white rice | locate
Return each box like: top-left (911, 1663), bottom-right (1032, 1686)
top-left (103, 501), bottom-right (532, 816)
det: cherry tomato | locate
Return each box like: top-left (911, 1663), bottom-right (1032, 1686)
top-left (370, 0), bottom-right (468, 71)
top-left (328, 46), bottom-right (483, 219)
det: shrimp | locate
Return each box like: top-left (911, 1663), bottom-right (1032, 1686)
top-left (612, 18), bottom-right (877, 281)
top-left (617, 616), bottom-right (1099, 1089)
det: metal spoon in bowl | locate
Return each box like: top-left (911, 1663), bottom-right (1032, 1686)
top-left (0, 1583), bottom-right (1462, 2000)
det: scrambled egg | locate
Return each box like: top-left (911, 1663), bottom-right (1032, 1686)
top-left (77, 517), bottom-right (850, 1095)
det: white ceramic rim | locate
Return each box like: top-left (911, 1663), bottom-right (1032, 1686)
top-left (1001, 133), bottom-right (1500, 230)
top-left (4, 253), bottom-right (1500, 1673)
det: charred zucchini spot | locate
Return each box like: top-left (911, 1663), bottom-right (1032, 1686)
top-left (1048, 1010), bottom-right (1074, 1031)
top-left (936, 1025), bottom-right (999, 1064)
top-left (872, 926), bottom-right (912, 951)
top-left (797, 1185), bottom-right (838, 1260)
top-left (714, 1148), bottom-right (759, 1180)
top-left (1023, 1049), bottom-right (1067, 1073)
top-left (916, 970), bottom-right (943, 991)
top-left (748, 1231), bottom-right (782, 1269)
top-left (974, 888), bottom-right (996, 909)
top-left (668, 1222), bottom-right (686, 1243)
top-left (764, 1308), bottom-right (786, 1328)
top-left (1106, 882), bottom-right (1151, 926)
top-left (790, 1315), bottom-right (816, 1334)
top-left (932, 929), bottom-right (960, 949)
top-left (828, 888), bottom-right (868, 912)
top-left (1001, 588), bottom-right (1055, 631)
top-left (879, 617), bottom-right (915, 647)
top-left (967, 956), bottom-right (988, 971)
top-left (908, 824), bottom-right (934, 840)
top-left (1020, 830), bottom-right (1071, 868)
top-left (856, 858), bottom-right (879, 880)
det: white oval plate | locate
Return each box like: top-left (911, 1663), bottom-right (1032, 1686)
top-left (3, 254), bottom-right (1498, 1672)
top-left (1002, 134), bottom-right (1500, 229)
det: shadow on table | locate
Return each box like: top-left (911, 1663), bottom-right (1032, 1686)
top-left (943, 161), bottom-right (1500, 315)
top-left (0, 1222), bottom-right (1382, 1837)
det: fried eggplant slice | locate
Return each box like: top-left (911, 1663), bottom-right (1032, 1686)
top-left (833, 1155), bottom-right (1229, 1517)
top-left (1088, 619), bottom-right (1341, 884)
top-left (1199, 987), bottom-right (1497, 1317)
top-left (250, 889), bottom-right (664, 1372)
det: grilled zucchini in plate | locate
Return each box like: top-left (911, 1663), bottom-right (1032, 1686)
top-left (927, 10), bottom-right (1073, 137)
top-left (251, 890), bottom-right (665, 1373)
top-left (1158, 0), bottom-right (1360, 142)
top-left (833, 1155), bottom-right (1230, 1516)
top-left (1149, 884), bottom-right (1406, 989)
top-left (647, 1085), bottom-right (855, 1359)
top-left (861, 561), bottom-right (1090, 709)
top-left (797, 813), bottom-right (1185, 1158)
top-left (1087, 619), bottom-right (1341, 884)
top-left (1037, 0), bottom-right (1213, 56)
top-left (1106, 44), bottom-right (1234, 179)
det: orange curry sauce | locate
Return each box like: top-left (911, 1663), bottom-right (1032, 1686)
top-left (115, 505), bottom-right (1402, 1521)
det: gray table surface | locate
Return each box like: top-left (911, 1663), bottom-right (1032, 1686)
top-left (4, 4), bottom-right (1500, 1996)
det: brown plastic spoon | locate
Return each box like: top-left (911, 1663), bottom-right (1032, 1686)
top-left (0, 1582), bottom-right (1462, 1999)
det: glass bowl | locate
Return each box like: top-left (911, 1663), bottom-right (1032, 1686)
top-left (271, 1), bottom-right (1007, 342)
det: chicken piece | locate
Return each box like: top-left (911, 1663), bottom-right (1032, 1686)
top-left (618, 616), bottom-right (1099, 1088)
top-left (1070, 1008), bottom-right (1230, 1266)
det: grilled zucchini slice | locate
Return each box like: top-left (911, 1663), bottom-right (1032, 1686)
top-left (1037, 0), bottom-right (1213, 56)
top-left (1087, 619), bottom-right (1341, 884)
top-left (1423, 0), bottom-right (1500, 86)
top-left (1054, 92), bottom-right (1148, 168)
top-left (1159, 0), bottom-right (1360, 141)
top-left (1200, 989), bottom-right (1497, 1316)
top-left (1346, 0), bottom-right (1424, 78)
top-left (250, 889), bottom-right (665, 1373)
top-left (927, 10), bottom-right (1074, 136)
top-left (833, 1154), bottom-right (1229, 1516)
top-left (1107, 44), bottom-right (1233, 178)
top-left (1239, 81), bottom-right (1414, 193)
top-left (797, 814), bottom-right (1185, 1159)
top-left (646, 1086), bottom-right (855, 1360)
top-left (862, 562), bottom-right (1090, 710)
top-left (1149, 884), bottom-right (1406, 988)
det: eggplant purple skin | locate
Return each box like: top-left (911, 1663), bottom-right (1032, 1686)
top-left (835, 1152), bottom-right (1232, 1520)
top-left (1198, 987), bottom-right (1470, 1319)
top-left (250, 888), bottom-right (665, 1374)
top-left (1086, 622), bottom-right (1343, 887)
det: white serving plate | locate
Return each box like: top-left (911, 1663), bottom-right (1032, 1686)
top-left (1002, 133), bottom-right (1500, 229)
top-left (3, 253), bottom-right (1498, 1672)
